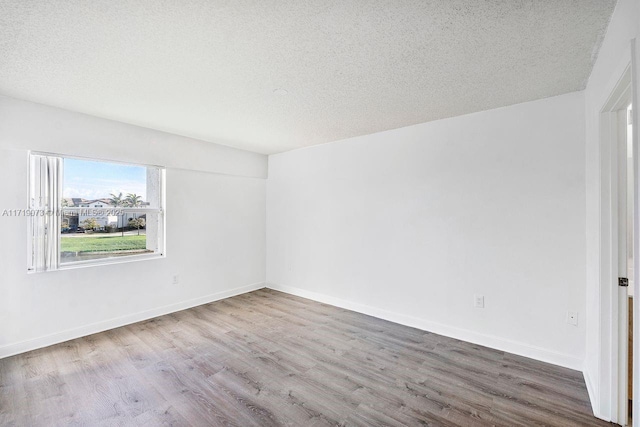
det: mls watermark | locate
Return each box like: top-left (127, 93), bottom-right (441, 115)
top-left (2, 209), bottom-right (126, 217)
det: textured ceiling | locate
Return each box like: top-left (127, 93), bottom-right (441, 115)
top-left (0, 1), bottom-right (616, 154)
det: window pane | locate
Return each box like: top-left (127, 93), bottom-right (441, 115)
top-left (63, 158), bottom-right (153, 208)
top-left (60, 157), bottom-right (162, 265)
top-left (60, 213), bottom-right (160, 264)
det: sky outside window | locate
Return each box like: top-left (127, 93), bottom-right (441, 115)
top-left (63, 158), bottom-right (147, 200)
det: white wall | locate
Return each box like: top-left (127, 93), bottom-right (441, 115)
top-left (267, 91), bottom-right (586, 370)
top-left (0, 95), bottom-right (267, 357)
top-left (583, 0), bottom-right (640, 420)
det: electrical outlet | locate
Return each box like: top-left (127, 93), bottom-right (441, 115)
top-left (567, 311), bottom-right (578, 326)
top-left (172, 275), bottom-right (179, 285)
top-left (474, 295), bottom-right (484, 309)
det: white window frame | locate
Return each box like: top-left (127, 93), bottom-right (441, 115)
top-left (27, 152), bottom-right (166, 272)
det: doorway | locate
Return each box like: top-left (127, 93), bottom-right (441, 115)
top-left (599, 41), bottom-right (640, 426)
top-left (618, 100), bottom-right (634, 425)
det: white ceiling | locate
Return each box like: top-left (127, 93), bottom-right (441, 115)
top-left (0, 1), bottom-right (616, 154)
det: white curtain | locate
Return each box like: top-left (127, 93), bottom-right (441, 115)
top-left (29, 154), bottom-right (62, 272)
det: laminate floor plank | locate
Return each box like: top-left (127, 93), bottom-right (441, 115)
top-left (0, 288), bottom-right (611, 426)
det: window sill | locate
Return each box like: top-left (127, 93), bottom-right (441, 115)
top-left (28, 253), bottom-right (165, 273)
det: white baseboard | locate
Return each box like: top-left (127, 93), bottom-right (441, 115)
top-left (583, 367), bottom-right (604, 421)
top-left (267, 283), bottom-right (583, 371)
top-left (0, 282), bottom-right (265, 359)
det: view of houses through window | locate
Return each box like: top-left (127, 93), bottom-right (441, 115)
top-left (60, 157), bottom-right (163, 264)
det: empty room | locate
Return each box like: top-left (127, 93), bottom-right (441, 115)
top-left (1, 0), bottom-right (640, 426)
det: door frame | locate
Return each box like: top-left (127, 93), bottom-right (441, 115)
top-left (599, 39), bottom-right (639, 425)
top-left (632, 37), bottom-right (639, 427)
top-left (600, 64), bottom-right (632, 425)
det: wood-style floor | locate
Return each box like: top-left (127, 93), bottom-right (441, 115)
top-left (0, 289), bottom-right (610, 426)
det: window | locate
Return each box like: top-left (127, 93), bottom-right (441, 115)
top-left (28, 153), bottom-right (165, 272)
